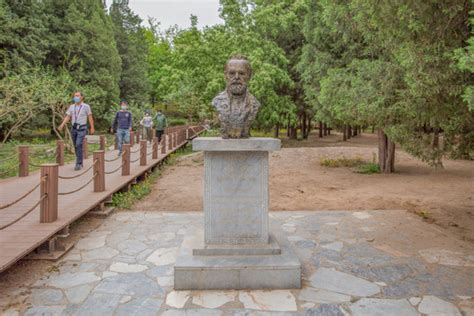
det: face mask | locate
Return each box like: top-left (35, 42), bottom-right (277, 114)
top-left (73, 96), bottom-right (81, 104)
top-left (121, 105), bottom-right (127, 110)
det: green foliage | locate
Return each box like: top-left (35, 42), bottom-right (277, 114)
top-left (110, 0), bottom-right (150, 105)
top-left (112, 170), bottom-right (159, 209)
top-left (111, 145), bottom-right (194, 209)
top-left (146, 2), bottom-right (299, 128)
top-left (299, 0), bottom-right (473, 167)
top-left (43, 0), bottom-right (121, 124)
top-left (355, 163), bottom-right (380, 174)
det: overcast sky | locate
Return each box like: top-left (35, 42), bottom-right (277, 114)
top-left (107, 0), bottom-right (224, 30)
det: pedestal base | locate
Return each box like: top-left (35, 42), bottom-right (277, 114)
top-left (174, 229), bottom-right (301, 290)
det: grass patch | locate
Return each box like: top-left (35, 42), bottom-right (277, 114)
top-left (354, 162), bottom-right (380, 174)
top-left (415, 209), bottom-right (435, 222)
top-left (320, 156), bottom-right (365, 168)
top-left (320, 154), bottom-right (380, 174)
top-left (111, 143), bottom-right (195, 209)
top-left (112, 169), bottom-right (161, 209)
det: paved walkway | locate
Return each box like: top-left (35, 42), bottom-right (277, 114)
top-left (1, 210), bottom-right (473, 315)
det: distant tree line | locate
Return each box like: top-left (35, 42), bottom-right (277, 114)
top-left (1, 0), bottom-right (472, 172)
top-left (0, 0), bottom-right (148, 141)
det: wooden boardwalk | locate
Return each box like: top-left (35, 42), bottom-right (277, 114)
top-left (0, 127), bottom-right (204, 273)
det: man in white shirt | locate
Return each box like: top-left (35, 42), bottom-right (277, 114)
top-left (59, 91), bottom-right (95, 170)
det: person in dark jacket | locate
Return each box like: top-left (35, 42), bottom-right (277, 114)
top-left (112, 100), bottom-right (132, 155)
top-left (155, 110), bottom-right (167, 143)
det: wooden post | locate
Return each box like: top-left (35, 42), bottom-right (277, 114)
top-left (56, 140), bottom-right (64, 166)
top-left (152, 137), bottom-right (158, 159)
top-left (130, 131), bottom-right (135, 146)
top-left (82, 137), bottom-right (88, 159)
top-left (136, 131), bottom-right (140, 144)
top-left (99, 135), bottom-right (106, 151)
top-left (161, 136), bottom-right (166, 155)
top-left (122, 144), bottom-right (130, 176)
top-left (140, 140), bottom-right (147, 166)
top-left (40, 163), bottom-right (58, 223)
top-left (168, 132), bottom-right (172, 150)
top-left (19, 145), bottom-right (29, 177)
top-left (93, 151), bottom-right (105, 192)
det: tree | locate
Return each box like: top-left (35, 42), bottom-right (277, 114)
top-left (110, 0), bottom-right (150, 105)
top-left (0, 0), bottom-right (48, 78)
top-left (299, 0), bottom-right (473, 172)
top-left (43, 0), bottom-right (121, 125)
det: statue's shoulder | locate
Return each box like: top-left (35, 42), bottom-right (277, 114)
top-left (248, 93), bottom-right (260, 110)
top-left (212, 91), bottom-right (228, 110)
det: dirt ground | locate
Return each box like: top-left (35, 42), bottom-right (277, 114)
top-left (135, 132), bottom-right (474, 242)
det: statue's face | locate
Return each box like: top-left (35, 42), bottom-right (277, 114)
top-left (225, 59), bottom-right (251, 96)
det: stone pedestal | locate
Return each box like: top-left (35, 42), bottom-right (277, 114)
top-left (174, 137), bottom-right (301, 290)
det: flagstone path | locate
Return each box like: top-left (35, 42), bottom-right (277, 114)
top-left (1, 210), bottom-right (473, 315)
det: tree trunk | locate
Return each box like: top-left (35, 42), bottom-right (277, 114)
top-left (274, 123), bottom-right (280, 138)
top-left (343, 125), bottom-right (347, 141)
top-left (302, 113), bottom-right (308, 139)
top-left (327, 126), bottom-right (331, 135)
top-left (353, 125), bottom-right (357, 137)
top-left (347, 125), bottom-right (352, 139)
top-left (319, 122), bottom-right (323, 138)
top-left (433, 128), bottom-right (439, 149)
top-left (323, 123), bottom-right (327, 136)
top-left (378, 129), bottom-right (395, 173)
top-left (289, 126), bottom-right (297, 139)
top-left (287, 121), bottom-right (291, 137)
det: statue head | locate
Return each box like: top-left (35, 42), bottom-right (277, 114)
top-left (224, 55), bottom-right (252, 96)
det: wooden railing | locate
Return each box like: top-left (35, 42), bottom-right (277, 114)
top-left (0, 125), bottom-right (205, 229)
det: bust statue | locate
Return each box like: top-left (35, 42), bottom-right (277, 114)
top-left (212, 55), bottom-right (260, 138)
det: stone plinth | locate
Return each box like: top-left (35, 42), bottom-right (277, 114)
top-left (198, 137), bottom-right (280, 245)
top-left (174, 137), bottom-right (301, 290)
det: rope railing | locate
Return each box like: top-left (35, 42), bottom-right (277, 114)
top-left (105, 161), bottom-right (124, 175)
top-left (0, 194), bottom-right (47, 230)
top-left (58, 161), bottom-right (96, 180)
top-left (0, 152), bottom-right (17, 163)
top-left (130, 147), bottom-right (141, 154)
top-left (0, 177), bottom-right (45, 209)
top-left (130, 156), bottom-right (140, 163)
top-left (28, 161), bottom-right (44, 168)
top-left (58, 172), bottom-right (98, 196)
top-left (104, 154), bottom-right (123, 163)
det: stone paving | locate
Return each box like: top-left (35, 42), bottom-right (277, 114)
top-left (1, 210), bottom-right (473, 315)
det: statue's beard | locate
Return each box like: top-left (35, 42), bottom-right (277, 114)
top-left (228, 82), bottom-right (247, 96)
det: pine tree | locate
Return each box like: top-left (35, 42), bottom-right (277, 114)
top-left (0, 0), bottom-right (48, 78)
top-left (43, 0), bottom-right (121, 123)
top-left (110, 0), bottom-right (150, 105)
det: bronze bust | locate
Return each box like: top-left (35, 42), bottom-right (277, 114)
top-left (212, 55), bottom-right (260, 138)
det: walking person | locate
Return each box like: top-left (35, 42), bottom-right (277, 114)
top-left (140, 110), bottom-right (154, 143)
top-left (155, 110), bottom-right (167, 143)
top-left (112, 100), bottom-right (133, 156)
top-left (59, 91), bottom-right (95, 171)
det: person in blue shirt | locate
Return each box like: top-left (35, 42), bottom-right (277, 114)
top-left (112, 100), bottom-right (132, 156)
